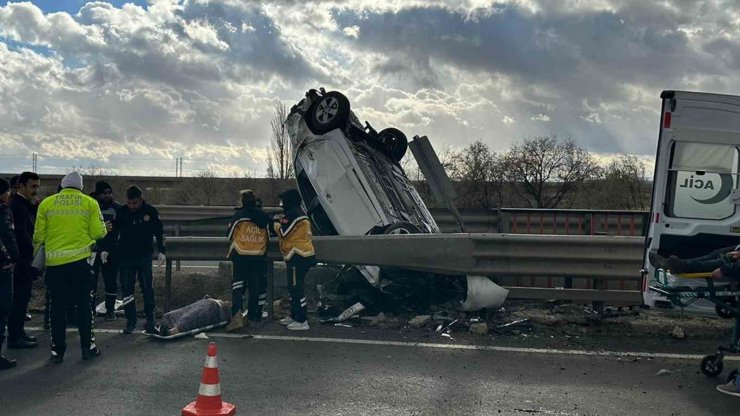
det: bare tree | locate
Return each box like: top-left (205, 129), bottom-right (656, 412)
top-left (266, 102), bottom-right (294, 180)
top-left (599, 155), bottom-right (650, 210)
top-left (501, 136), bottom-right (598, 208)
top-left (447, 141), bottom-right (505, 209)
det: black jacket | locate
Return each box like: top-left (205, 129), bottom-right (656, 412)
top-left (230, 205), bottom-right (270, 230)
top-left (9, 194), bottom-right (36, 264)
top-left (96, 200), bottom-right (121, 253)
top-left (0, 204), bottom-right (19, 267)
top-left (112, 202), bottom-right (165, 258)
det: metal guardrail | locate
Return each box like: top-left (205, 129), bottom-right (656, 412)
top-left (162, 234), bottom-right (644, 310)
top-left (155, 205), bottom-right (650, 236)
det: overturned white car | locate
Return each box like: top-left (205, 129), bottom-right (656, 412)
top-left (285, 88), bottom-right (506, 311)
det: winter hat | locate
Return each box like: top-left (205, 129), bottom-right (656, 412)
top-left (278, 189), bottom-right (302, 209)
top-left (93, 181), bottom-right (113, 196)
top-left (0, 178), bottom-right (9, 194)
top-left (61, 172), bottom-right (83, 190)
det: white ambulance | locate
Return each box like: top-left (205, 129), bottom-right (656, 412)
top-left (643, 90), bottom-right (740, 314)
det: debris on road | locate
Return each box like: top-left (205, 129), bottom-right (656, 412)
top-left (409, 315), bottom-right (432, 328)
top-left (369, 313), bottom-right (386, 326)
top-left (319, 302), bottom-right (365, 324)
top-left (671, 326), bottom-right (686, 340)
top-left (194, 332), bottom-right (209, 339)
top-left (656, 369), bottom-right (673, 376)
top-left (469, 323), bottom-right (488, 336)
top-left (334, 323), bottom-right (353, 328)
top-left (494, 319), bottom-right (533, 335)
top-left (440, 333), bottom-right (454, 340)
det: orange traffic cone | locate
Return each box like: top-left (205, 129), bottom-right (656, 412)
top-left (182, 342), bottom-right (236, 416)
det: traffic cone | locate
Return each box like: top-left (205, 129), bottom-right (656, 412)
top-left (182, 342), bottom-right (236, 416)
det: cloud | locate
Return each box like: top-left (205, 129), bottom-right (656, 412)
top-left (0, 0), bottom-right (739, 176)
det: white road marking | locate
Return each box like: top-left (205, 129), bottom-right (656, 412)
top-left (27, 326), bottom-right (739, 361)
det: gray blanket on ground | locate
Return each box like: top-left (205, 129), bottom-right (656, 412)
top-left (163, 299), bottom-right (228, 332)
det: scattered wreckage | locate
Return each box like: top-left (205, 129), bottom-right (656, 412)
top-left (285, 88), bottom-right (508, 316)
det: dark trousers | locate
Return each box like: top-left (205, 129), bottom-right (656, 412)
top-left (231, 256), bottom-right (267, 321)
top-left (680, 246), bottom-right (736, 273)
top-left (46, 260), bottom-right (96, 356)
top-left (120, 256), bottom-right (155, 324)
top-left (0, 268), bottom-right (13, 352)
top-left (8, 262), bottom-right (34, 342)
top-left (92, 254), bottom-right (119, 314)
top-left (286, 256), bottom-right (316, 323)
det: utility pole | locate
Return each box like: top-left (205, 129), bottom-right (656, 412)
top-left (175, 157), bottom-right (183, 177)
top-left (32, 153), bottom-right (37, 172)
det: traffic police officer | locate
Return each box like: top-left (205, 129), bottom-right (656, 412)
top-left (33, 172), bottom-right (107, 363)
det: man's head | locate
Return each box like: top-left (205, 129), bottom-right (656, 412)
top-left (61, 171), bottom-right (83, 190)
top-left (239, 189), bottom-right (258, 208)
top-left (94, 181), bottom-right (114, 204)
top-left (17, 172), bottom-right (40, 199)
top-left (278, 189), bottom-right (302, 210)
top-left (125, 185), bottom-right (144, 211)
top-left (0, 178), bottom-right (10, 204)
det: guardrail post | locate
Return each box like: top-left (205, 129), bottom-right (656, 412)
top-left (175, 224), bottom-right (181, 272)
top-left (165, 259), bottom-right (173, 312)
top-left (592, 278), bottom-right (605, 315)
top-left (498, 209), bottom-right (511, 233)
top-left (267, 261), bottom-right (275, 321)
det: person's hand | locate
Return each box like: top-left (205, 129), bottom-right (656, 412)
top-left (157, 253), bottom-right (166, 267)
top-left (101, 251), bottom-right (109, 264)
top-left (2, 262), bottom-right (15, 270)
top-left (105, 221), bottom-right (113, 232)
top-left (730, 251), bottom-right (740, 261)
top-left (712, 267), bottom-right (724, 280)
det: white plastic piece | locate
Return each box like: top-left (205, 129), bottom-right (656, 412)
top-left (458, 275), bottom-right (509, 312)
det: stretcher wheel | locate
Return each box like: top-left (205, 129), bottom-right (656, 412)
top-left (715, 302), bottom-right (737, 319)
top-left (728, 369), bottom-right (739, 384)
top-left (700, 355), bottom-right (724, 377)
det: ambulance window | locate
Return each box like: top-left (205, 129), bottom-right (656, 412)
top-left (666, 141), bottom-right (739, 220)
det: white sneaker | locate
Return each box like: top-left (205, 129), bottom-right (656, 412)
top-left (286, 321), bottom-right (309, 331)
top-left (279, 316), bottom-right (295, 326)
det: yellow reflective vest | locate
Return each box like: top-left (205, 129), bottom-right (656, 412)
top-left (33, 188), bottom-right (107, 267)
top-left (274, 214), bottom-right (315, 261)
top-left (227, 219), bottom-right (268, 257)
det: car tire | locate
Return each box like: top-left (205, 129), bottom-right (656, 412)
top-left (377, 128), bottom-right (408, 162)
top-left (305, 91), bottom-right (350, 135)
top-left (381, 222), bottom-right (421, 235)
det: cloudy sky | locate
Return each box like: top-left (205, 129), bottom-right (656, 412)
top-left (0, 0), bottom-right (738, 176)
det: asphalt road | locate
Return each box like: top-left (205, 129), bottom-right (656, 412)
top-left (0, 327), bottom-right (738, 416)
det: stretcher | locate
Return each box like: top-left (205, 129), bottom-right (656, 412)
top-left (143, 320), bottom-right (229, 340)
top-left (648, 270), bottom-right (740, 381)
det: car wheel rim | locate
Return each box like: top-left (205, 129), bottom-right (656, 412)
top-left (316, 97), bottom-right (339, 124)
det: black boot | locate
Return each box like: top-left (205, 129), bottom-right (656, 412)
top-left (0, 355), bottom-right (17, 370)
top-left (82, 346), bottom-right (101, 360)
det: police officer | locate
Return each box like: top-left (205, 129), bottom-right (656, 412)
top-left (224, 190), bottom-right (269, 332)
top-left (111, 185), bottom-right (165, 334)
top-left (8, 171), bottom-right (40, 349)
top-left (274, 189), bottom-right (316, 331)
top-left (33, 172), bottom-right (107, 363)
top-left (0, 178), bottom-right (19, 369)
top-left (91, 181), bottom-right (121, 321)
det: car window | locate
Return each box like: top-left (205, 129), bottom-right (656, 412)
top-left (666, 141), bottom-right (739, 220)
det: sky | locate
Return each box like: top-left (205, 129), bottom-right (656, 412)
top-left (0, 0), bottom-right (739, 177)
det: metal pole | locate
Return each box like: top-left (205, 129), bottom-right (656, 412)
top-left (165, 259), bottom-right (173, 312)
top-left (266, 261), bottom-right (275, 321)
top-left (175, 224), bottom-right (181, 272)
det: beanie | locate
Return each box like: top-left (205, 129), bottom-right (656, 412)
top-left (93, 181), bottom-right (112, 196)
top-left (278, 189), bottom-right (302, 209)
top-left (0, 178), bottom-right (9, 194)
top-left (61, 172), bottom-right (83, 190)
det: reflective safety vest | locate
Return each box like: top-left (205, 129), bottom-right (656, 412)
top-left (33, 188), bottom-right (107, 267)
top-left (274, 215), bottom-right (315, 261)
top-left (227, 218), bottom-right (268, 257)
